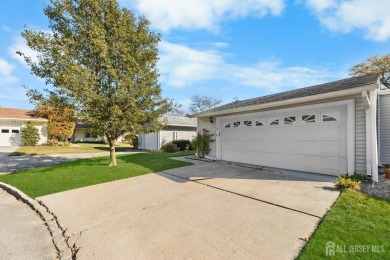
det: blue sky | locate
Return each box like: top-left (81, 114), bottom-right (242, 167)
top-left (1, 0), bottom-right (390, 111)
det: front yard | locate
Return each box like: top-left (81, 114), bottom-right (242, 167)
top-left (9, 142), bottom-right (132, 156)
top-left (0, 151), bottom-right (193, 198)
top-left (299, 190), bottom-right (390, 259)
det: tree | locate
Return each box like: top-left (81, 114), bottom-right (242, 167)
top-left (28, 91), bottom-right (76, 142)
top-left (21, 124), bottom-right (40, 146)
top-left (19, 0), bottom-right (171, 166)
top-left (349, 54), bottom-right (390, 88)
top-left (188, 95), bottom-right (222, 114)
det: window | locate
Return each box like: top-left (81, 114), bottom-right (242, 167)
top-left (244, 120), bottom-right (252, 127)
top-left (233, 121), bottom-right (240, 127)
top-left (255, 120), bottom-right (263, 126)
top-left (322, 112), bottom-right (340, 122)
top-left (1, 129), bottom-right (9, 133)
top-left (11, 130), bottom-right (19, 134)
top-left (85, 133), bottom-right (91, 138)
top-left (302, 115), bottom-right (315, 123)
top-left (225, 123), bottom-right (231, 128)
top-left (92, 134), bottom-right (98, 138)
top-left (284, 116), bottom-right (296, 125)
top-left (270, 119), bottom-right (279, 125)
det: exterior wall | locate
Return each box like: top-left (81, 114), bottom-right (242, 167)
top-left (354, 95), bottom-right (367, 173)
top-left (143, 132), bottom-right (158, 150)
top-left (159, 129), bottom-right (197, 147)
top-left (0, 120), bottom-right (47, 146)
top-left (379, 92), bottom-right (390, 165)
top-left (198, 117), bottom-right (217, 158)
top-left (72, 128), bottom-right (104, 142)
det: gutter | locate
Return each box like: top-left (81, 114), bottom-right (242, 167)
top-left (0, 118), bottom-right (48, 122)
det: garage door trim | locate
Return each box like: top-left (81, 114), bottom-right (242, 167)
top-left (215, 99), bottom-right (355, 175)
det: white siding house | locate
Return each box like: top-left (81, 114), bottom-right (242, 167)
top-left (379, 90), bottom-right (390, 165)
top-left (192, 74), bottom-right (382, 182)
top-left (0, 108), bottom-right (48, 146)
top-left (139, 116), bottom-right (197, 150)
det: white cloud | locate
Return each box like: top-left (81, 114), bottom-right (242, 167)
top-left (0, 58), bottom-right (17, 86)
top-left (123, 0), bottom-right (285, 32)
top-left (8, 36), bottom-right (39, 66)
top-left (159, 41), bottom-right (338, 92)
top-left (305, 0), bottom-right (390, 41)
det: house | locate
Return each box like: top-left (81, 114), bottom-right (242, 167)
top-left (70, 123), bottom-right (104, 143)
top-left (138, 116), bottom-right (197, 150)
top-left (0, 107), bottom-right (48, 146)
top-left (191, 73), bottom-right (385, 182)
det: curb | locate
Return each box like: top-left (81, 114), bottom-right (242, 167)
top-left (0, 182), bottom-right (75, 260)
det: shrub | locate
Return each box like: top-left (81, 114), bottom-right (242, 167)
top-left (45, 139), bottom-right (59, 146)
top-left (335, 176), bottom-right (361, 191)
top-left (58, 141), bottom-right (70, 146)
top-left (161, 142), bottom-right (179, 153)
top-left (350, 173), bottom-right (365, 181)
top-left (191, 129), bottom-right (213, 158)
top-left (21, 125), bottom-right (40, 146)
top-left (124, 133), bottom-right (138, 148)
top-left (172, 139), bottom-right (191, 151)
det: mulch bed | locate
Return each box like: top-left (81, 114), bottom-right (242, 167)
top-left (361, 174), bottom-right (390, 200)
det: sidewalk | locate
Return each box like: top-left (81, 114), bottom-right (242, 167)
top-left (0, 189), bottom-right (57, 260)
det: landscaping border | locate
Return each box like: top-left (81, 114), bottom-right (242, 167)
top-left (0, 182), bottom-right (75, 260)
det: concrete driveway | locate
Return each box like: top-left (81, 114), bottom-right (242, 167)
top-left (38, 158), bottom-right (339, 259)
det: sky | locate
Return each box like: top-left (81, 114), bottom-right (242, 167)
top-left (1, 0), bottom-right (390, 112)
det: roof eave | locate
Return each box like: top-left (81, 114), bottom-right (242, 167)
top-left (191, 83), bottom-right (379, 118)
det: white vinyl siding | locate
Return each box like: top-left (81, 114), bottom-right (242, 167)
top-left (379, 93), bottom-right (390, 165)
top-left (355, 96), bottom-right (367, 173)
top-left (143, 132), bottom-right (158, 150)
top-left (198, 117), bottom-right (217, 158)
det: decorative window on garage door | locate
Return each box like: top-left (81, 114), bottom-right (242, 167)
top-left (244, 120), bottom-right (252, 127)
top-left (225, 123), bottom-right (231, 128)
top-left (284, 116), bottom-right (296, 125)
top-left (233, 121), bottom-right (241, 127)
top-left (255, 120), bottom-right (264, 126)
top-left (269, 118), bottom-right (279, 125)
top-left (322, 112), bottom-right (340, 122)
top-left (302, 115), bottom-right (316, 123)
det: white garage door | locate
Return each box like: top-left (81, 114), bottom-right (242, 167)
top-left (220, 105), bottom-right (348, 176)
top-left (0, 124), bottom-right (21, 146)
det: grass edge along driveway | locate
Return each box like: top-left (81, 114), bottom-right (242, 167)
top-left (0, 151), bottom-right (194, 198)
top-left (298, 190), bottom-right (390, 259)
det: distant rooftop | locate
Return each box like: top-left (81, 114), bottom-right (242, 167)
top-left (0, 107), bottom-right (47, 121)
top-left (165, 115), bottom-right (197, 127)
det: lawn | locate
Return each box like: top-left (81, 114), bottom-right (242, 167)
top-left (0, 151), bottom-right (194, 198)
top-left (298, 190), bottom-right (390, 259)
top-left (9, 142), bottom-right (132, 156)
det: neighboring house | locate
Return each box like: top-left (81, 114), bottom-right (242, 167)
top-left (0, 107), bottom-right (48, 146)
top-left (71, 123), bottom-right (104, 143)
top-left (191, 73), bottom-right (385, 182)
top-left (138, 116), bottom-right (197, 150)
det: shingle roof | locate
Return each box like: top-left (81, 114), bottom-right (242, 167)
top-left (165, 116), bottom-right (197, 127)
top-left (0, 107), bottom-right (47, 121)
top-left (194, 73), bottom-right (380, 116)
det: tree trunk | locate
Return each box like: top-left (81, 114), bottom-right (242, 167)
top-left (108, 139), bottom-right (117, 167)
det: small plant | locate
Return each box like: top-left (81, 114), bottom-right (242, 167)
top-left (384, 164), bottom-right (390, 179)
top-left (335, 175), bottom-right (361, 191)
top-left (191, 129), bottom-right (213, 158)
top-left (350, 173), bottom-right (365, 181)
top-left (21, 124), bottom-right (40, 146)
top-left (172, 139), bottom-right (191, 151)
top-left (45, 139), bottom-right (59, 146)
top-left (161, 142), bottom-right (179, 153)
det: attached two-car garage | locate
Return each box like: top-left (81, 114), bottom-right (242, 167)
top-left (218, 102), bottom-right (350, 176)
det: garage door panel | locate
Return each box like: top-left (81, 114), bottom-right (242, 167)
top-left (221, 104), bottom-right (348, 176)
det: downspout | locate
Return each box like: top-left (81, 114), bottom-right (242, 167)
top-left (370, 90), bottom-right (379, 183)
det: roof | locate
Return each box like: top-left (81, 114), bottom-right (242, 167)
top-left (0, 107), bottom-right (47, 121)
top-left (193, 73), bottom-right (380, 117)
top-left (165, 116), bottom-right (197, 127)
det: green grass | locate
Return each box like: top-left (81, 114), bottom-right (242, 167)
top-left (9, 142), bottom-right (133, 156)
top-left (0, 151), bottom-right (194, 198)
top-left (298, 190), bottom-right (390, 259)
